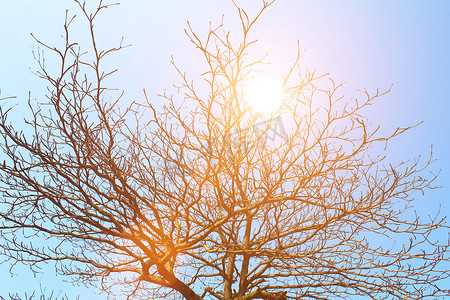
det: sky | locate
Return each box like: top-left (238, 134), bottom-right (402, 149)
top-left (0, 0), bottom-right (449, 299)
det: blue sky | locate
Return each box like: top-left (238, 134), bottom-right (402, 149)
top-left (0, 0), bottom-right (449, 299)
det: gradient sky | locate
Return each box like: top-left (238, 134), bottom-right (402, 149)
top-left (1, 1), bottom-right (449, 299)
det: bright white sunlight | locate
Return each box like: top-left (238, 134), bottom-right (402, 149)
top-left (245, 75), bottom-right (284, 114)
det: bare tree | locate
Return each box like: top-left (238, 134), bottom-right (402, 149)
top-left (1, 1), bottom-right (449, 299)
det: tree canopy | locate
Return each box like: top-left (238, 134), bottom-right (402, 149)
top-left (0, 1), bottom-right (449, 299)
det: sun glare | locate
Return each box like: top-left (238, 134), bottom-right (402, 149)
top-left (245, 75), bottom-right (284, 114)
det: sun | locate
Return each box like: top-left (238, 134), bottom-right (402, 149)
top-left (245, 75), bottom-right (284, 114)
